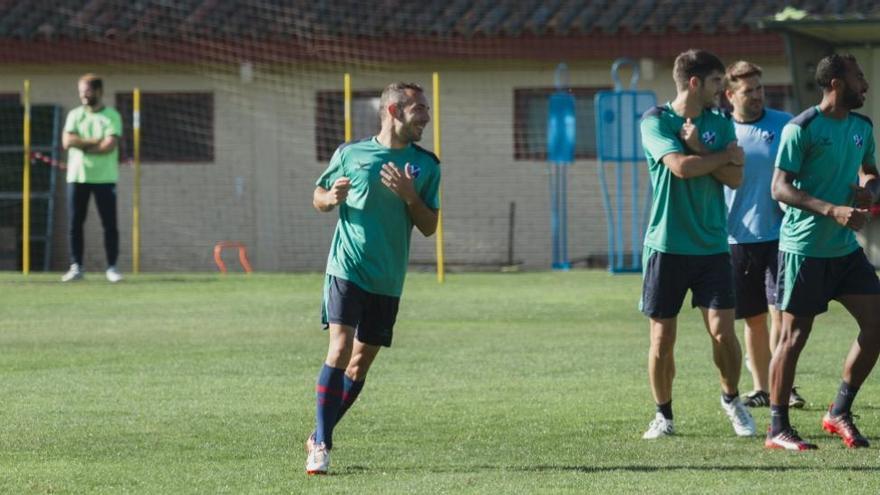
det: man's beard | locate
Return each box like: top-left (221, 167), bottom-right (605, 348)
top-left (842, 85), bottom-right (863, 109)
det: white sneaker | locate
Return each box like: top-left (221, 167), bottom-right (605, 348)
top-left (306, 441), bottom-right (330, 475)
top-left (721, 396), bottom-right (756, 437)
top-left (642, 412), bottom-right (675, 439)
top-left (105, 266), bottom-right (123, 283)
top-left (61, 263), bottom-right (83, 282)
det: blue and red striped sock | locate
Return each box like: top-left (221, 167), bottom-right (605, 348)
top-left (314, 364), bottom-right (345, 449)
top-left (335, 375), bottom-right (365, 426)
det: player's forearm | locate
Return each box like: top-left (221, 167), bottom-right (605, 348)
top-left (771, 181), bottom-right (834, 217)
top-left (406, 199), bottom-right (438, 236)
top-left (312, 187), bottom-right (336, 212)
top-left (88, 136), bottom-right (118, 154)
top-left (711, 164), bottom-right (743, 189)
top-left (63, 133), bottom-right (99, 150)
top-left (665, 151), bottom-right (729, 179)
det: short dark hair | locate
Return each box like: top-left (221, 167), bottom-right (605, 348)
top-left (673, 49), bottom-right (725, 90)
top-left (79, 73), bottom-right (103, 91)
top-left (380, 82), bottom-right (423, 111)
top-left (815, 53), bottom-right (858, 90)
top-left (724, 60), bottom-right (763, 89)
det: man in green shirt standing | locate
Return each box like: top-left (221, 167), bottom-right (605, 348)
top-left (767, 54), bottom-right (878, 450)
top-left (639, 49), bottom-right (755, 440)
top-left (305, 82), bottom-right (441, 475)
top-left (61, 73), bottom-right (123, 283)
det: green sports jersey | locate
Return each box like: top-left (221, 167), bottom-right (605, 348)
top-left (317, 137), bottom-right (441, 297)
top-left (64, 105), bottom-right (123, 184)
top-left (776, 107), bottom-right (877, 258)
top-left (640, 104), bottom-right (736, 255)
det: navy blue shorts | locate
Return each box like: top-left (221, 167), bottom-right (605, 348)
top-left (730, 241), bottom-right (779, 320)
top-left (777, 249), bottom-right (880, 317)
top-left (640, 247), bottom-right (736, 319)
top-left (321, 275), bottom-right (400, 347)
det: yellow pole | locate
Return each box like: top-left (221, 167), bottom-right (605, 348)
top-left (433, 72), bottom-right (445, 284)
top-left (343, 73), bottom-right (352, 142)
top-left (22, 80), bottom-right (31, 275)
top-left (132, 88), bottom-right (141, 274)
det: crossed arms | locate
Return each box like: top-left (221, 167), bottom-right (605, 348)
top-left (660, 118), bottom-right (745, 188)
top-left (62, 132), bottom-right (118, 154)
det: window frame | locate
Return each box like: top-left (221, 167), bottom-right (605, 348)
top-left (315, 89), bottom-right (382, 163)
top-left (513, 86), bottom-right (606, 161)
top-left (116, 91), bottom-right (215, 164)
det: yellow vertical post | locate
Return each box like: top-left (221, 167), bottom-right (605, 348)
top-left (343, 73), bottom-right (352, 142)
top-left (132, 88), bottom-right (141, 274)
top-left (433, 72), bottom-right (445, 284)
top-left (22, 80), bottom-right (31, 275)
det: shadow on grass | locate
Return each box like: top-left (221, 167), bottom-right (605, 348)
top-left (339, 463), bottom-right (880, 475)
top-left (0, 276), bottom-right (221, 285)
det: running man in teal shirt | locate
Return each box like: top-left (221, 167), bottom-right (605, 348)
top-left (767, 54), bottom-right (879, 451)
top-left (639, 49), bottom-right (755, 440)
top-left (305, 82), bottom-right (440, 475)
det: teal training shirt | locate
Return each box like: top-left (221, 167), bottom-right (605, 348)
top-left (776, 107), bottom-right (877, 258)
top-left (317, 137), bottom-right (441, 297)
top-left (640, 104), bottom-right (736, 255)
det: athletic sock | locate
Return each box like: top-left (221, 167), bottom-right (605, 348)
top-left (314, 364), bottom-right (345, 449)
top-left (335, 374), bottom-right (365, 426)
top-left (830, 381), bottom-right (859, 416)
top-left (657, 400), bottom-right (673, 420)
top-left (770, 404), bottom-right (790, 436)
top-left (722, 391), bottom-right (738, 404)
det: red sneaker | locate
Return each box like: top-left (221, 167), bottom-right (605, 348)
top-left (765, 428), bottom-right (818, 451)
top-left (822, 406), bottom-right (870, 448)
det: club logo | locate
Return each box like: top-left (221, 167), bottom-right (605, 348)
top-left (854, 134), bottom-right (864, 149)
top-left (761, 130), bottom-right (776, 143)
top-left (701, 131), bottom-right (716, 145)
top-left (405, 163), bottom-right (421, 178)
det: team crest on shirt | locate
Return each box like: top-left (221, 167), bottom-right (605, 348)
top-left (854, 134), bottom-right (864, 149)
top-left (761, 130), bottom-right (776, 143)
top-left (701, 131), bottom-right (716, 145)
top-left (405, 163), bottom-right (421, 178)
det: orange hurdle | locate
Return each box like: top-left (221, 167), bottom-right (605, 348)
top-left (213, 241), bottom-right (253, 274)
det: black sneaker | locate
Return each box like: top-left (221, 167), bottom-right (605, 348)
top-left (743, 390), bottom-right (770, 408)
top-left (789, 387), bottom-right (806, 408)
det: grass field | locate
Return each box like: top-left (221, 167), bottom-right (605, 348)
top-left (2, 270), bottom-right (879, 494)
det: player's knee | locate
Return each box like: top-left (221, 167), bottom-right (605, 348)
top-left (649, 341), bottom-right (674, 360)
top-left (777, 330), bottom-right (809, 353)
top-left (326, 342), bottom-right (353, 366)
top-left (708, 326), bottom-right (736, 346)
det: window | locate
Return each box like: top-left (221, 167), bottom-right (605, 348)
top-left (315, 90), bottom-right (381, 162)
top-left (514, 87), bottom-right (604, 160)
top-left (116, 92), bottom-right (214, 162)
top-left (0, 93), bottom-right (19, 105)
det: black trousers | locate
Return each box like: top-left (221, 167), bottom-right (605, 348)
top-left (67, 182), bottom-right (118, 267)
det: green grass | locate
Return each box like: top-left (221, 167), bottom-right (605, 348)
top-left (1, 271), bottom-right (879, 494)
